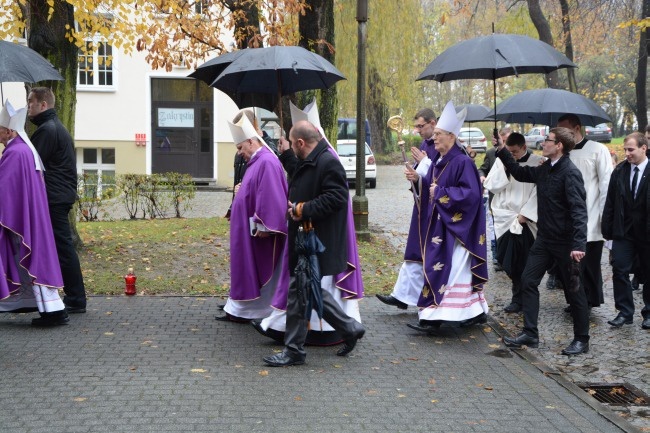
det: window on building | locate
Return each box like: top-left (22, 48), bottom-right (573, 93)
top-left (78, 148), bottom-right (116, 197)
top-left (78, 41), bottom-right (116, 91)
top-left (194, 0), bottom-right (209, 14)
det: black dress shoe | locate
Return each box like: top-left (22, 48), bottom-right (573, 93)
top-left (65, 305), bottom-right (86, 314)
top-left (263, 352), bottom-right (305, 367)
top-left (459, 313), bottom-right (487, 327)
top-left (31, 313), bottom-right (70, 327)
top-left (493, 262), bottom-right (503, 272)
top-left (337, 327), bottom-right (365, 356)
top-left (406, 321), bottom-right (441, 334)
top-left (375, 294), bottom-right (408, 310)
top-left (503, 333), bottom-right (539, 348)
top-left (631, 276), bottom-right (640, 291)
top-left (215, 313), bottom-right (250, 323)
top-left (642, 318), bottom-right (650, 330)
top-left (503, 303), bottom-right (521, 313)
top-left (251, 321), bottom-right (285, 343)
top-left (561, 340), bottom-right (589, 355)
top-left (607, 315), bottom-right (633, 328)
top-left (546, 275), bottom-right (563, 290)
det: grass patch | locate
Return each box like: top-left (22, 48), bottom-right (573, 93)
top-left (78, 218), bottom-right (402, 297)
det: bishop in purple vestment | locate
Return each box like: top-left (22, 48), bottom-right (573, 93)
top-left (405, 102), bottom-right (488, 332)
top-left (376, 108), bottom-right (439, 310)
top-left (219, 112), bottom-right (289, 322)
top-left (0, 100), bottom-right (68, 326)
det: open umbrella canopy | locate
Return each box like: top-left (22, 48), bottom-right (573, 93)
top-left (487, 88), bottom-right (611, 126)
top-left (416, 34), bottom-right (576, 130)
top-left (416, 34), bottom-right (576, 82)
top-left (189, 46), bottom-right (345, 111)
top-left (456, 104), bottom-right (491, 123)
top-left (0, 40), bottom-right (64, 83)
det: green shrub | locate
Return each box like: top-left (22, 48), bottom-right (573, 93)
top-left (77, 172), bottom-right (116, 221)
top-left (115, 173), bottom-right (196, 220)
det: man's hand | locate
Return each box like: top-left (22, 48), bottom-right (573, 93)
top-left (287, 200), bottom-right (301, 221)
top-left (404, 162), bottom-right (419, 182)
top-left (278, 136), bottom-right (291, 154)
top-left (429, 182), bottom-right (437, 201)
top-left (570, 251), bottom-right (585, 262)
top-left (517, 214), bottom-right (528, 224)
top-left (495, 134), bottom-right (506, 151)
top-left (411, 147), bottom-right (426, 163)
top-left (234, 183), bottom-right (241, 195)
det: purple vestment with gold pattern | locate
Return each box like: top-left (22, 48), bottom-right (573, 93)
top-left (404, 138), bottom-right (439, 261)
top-left (418, 144), bottom-right (488, 308)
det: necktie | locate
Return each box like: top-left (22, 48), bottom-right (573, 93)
top-left (632, 166), bottom-right (639, 199)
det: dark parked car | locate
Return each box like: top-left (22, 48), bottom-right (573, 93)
top-left (585, 123), bottom-right (612, 143)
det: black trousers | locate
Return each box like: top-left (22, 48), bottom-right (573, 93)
top-left (284, 276), bottom-right (361, 360)
top-left (496, 224), bottom-right (535, 306)
top-left (520, 237), bottom-right (590, 340)
top-left (49, 204), bottom-right (86, 308)
top-left (578, 241), bottom-right (604, 307)
top-left (611, 238), bottom-right (650, 320)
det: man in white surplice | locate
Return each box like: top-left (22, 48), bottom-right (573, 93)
top-left (484, 132), bottom-right (543, 313)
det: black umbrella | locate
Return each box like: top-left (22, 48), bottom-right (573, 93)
top-left (416, 33), bottom-right (577, 131)
top-left (487, 88), bottom-right (611, 126)
top-left (456, 104), bottom-right (491, 123)
top-left (294, 222), bottom-right (325, 326)
top-left (188, 50), bottom-right (276, 110)
top-left (0, 40), bottom-right (64, 101)
top-left (189, 46), bottom-right (345, 113)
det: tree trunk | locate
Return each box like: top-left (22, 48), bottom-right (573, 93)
top-left (635, 0), bottom-right (649, 131)
top-left (366, 68), bottom-right (390, 155)
top-left (27, 0), bottom-right (83, 248)
top-left (222, 0), bottom-right (260, 49)
top-left (526, 0), bottom-right (561, 88)
top-left (559, 0), bottom-right (577, 92)
top-left (298, 0), bottom-right (338, 144)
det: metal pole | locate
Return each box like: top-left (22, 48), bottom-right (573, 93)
top-left (353, 0), bottom-right (370, 240)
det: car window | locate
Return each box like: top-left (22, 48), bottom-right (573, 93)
top-left (336, 143), bottom-right (371, 156)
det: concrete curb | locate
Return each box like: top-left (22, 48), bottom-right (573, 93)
top-left (487, 315), bottom-right (642, 433)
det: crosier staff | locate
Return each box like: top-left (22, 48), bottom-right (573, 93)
top-left (387, 115), bottom-right (420, 205)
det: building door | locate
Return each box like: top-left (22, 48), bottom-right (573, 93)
top-left (151, 78), bottom-right (213, 178)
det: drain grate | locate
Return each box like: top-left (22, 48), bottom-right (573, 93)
top-left (577, 383), bottom-right (650, 407)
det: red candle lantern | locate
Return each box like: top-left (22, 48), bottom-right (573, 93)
top-left (124, 267), bottom-right (137, 296)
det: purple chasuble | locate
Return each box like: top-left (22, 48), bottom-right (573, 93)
top-left (404, 138), bottom-right (439, 261)
top-left (270, 146), bottom-right (364, 311)
top-left (0, 136), bottom-right (63, 300)
top-left (418, 144), bottom-right (488, 308)
top-left (229, 147), bottom-right (289, 301)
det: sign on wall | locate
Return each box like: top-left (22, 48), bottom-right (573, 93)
top-left (157, 108), bottom-right (194, 128)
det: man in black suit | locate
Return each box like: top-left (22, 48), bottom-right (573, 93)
top-left (602, 132), bottom-right (650, 330)
top-left (496, 127), bottom-right (590, 355)
top-left (262, 121), bottom-right (365, 366)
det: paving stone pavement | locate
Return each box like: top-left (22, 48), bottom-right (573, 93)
top-left (0, 297), bottom-right (632, 433)
top-left (367, 165), bottom-right (650, 432)
top-left (2, 164), bottom-right (645, 432)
